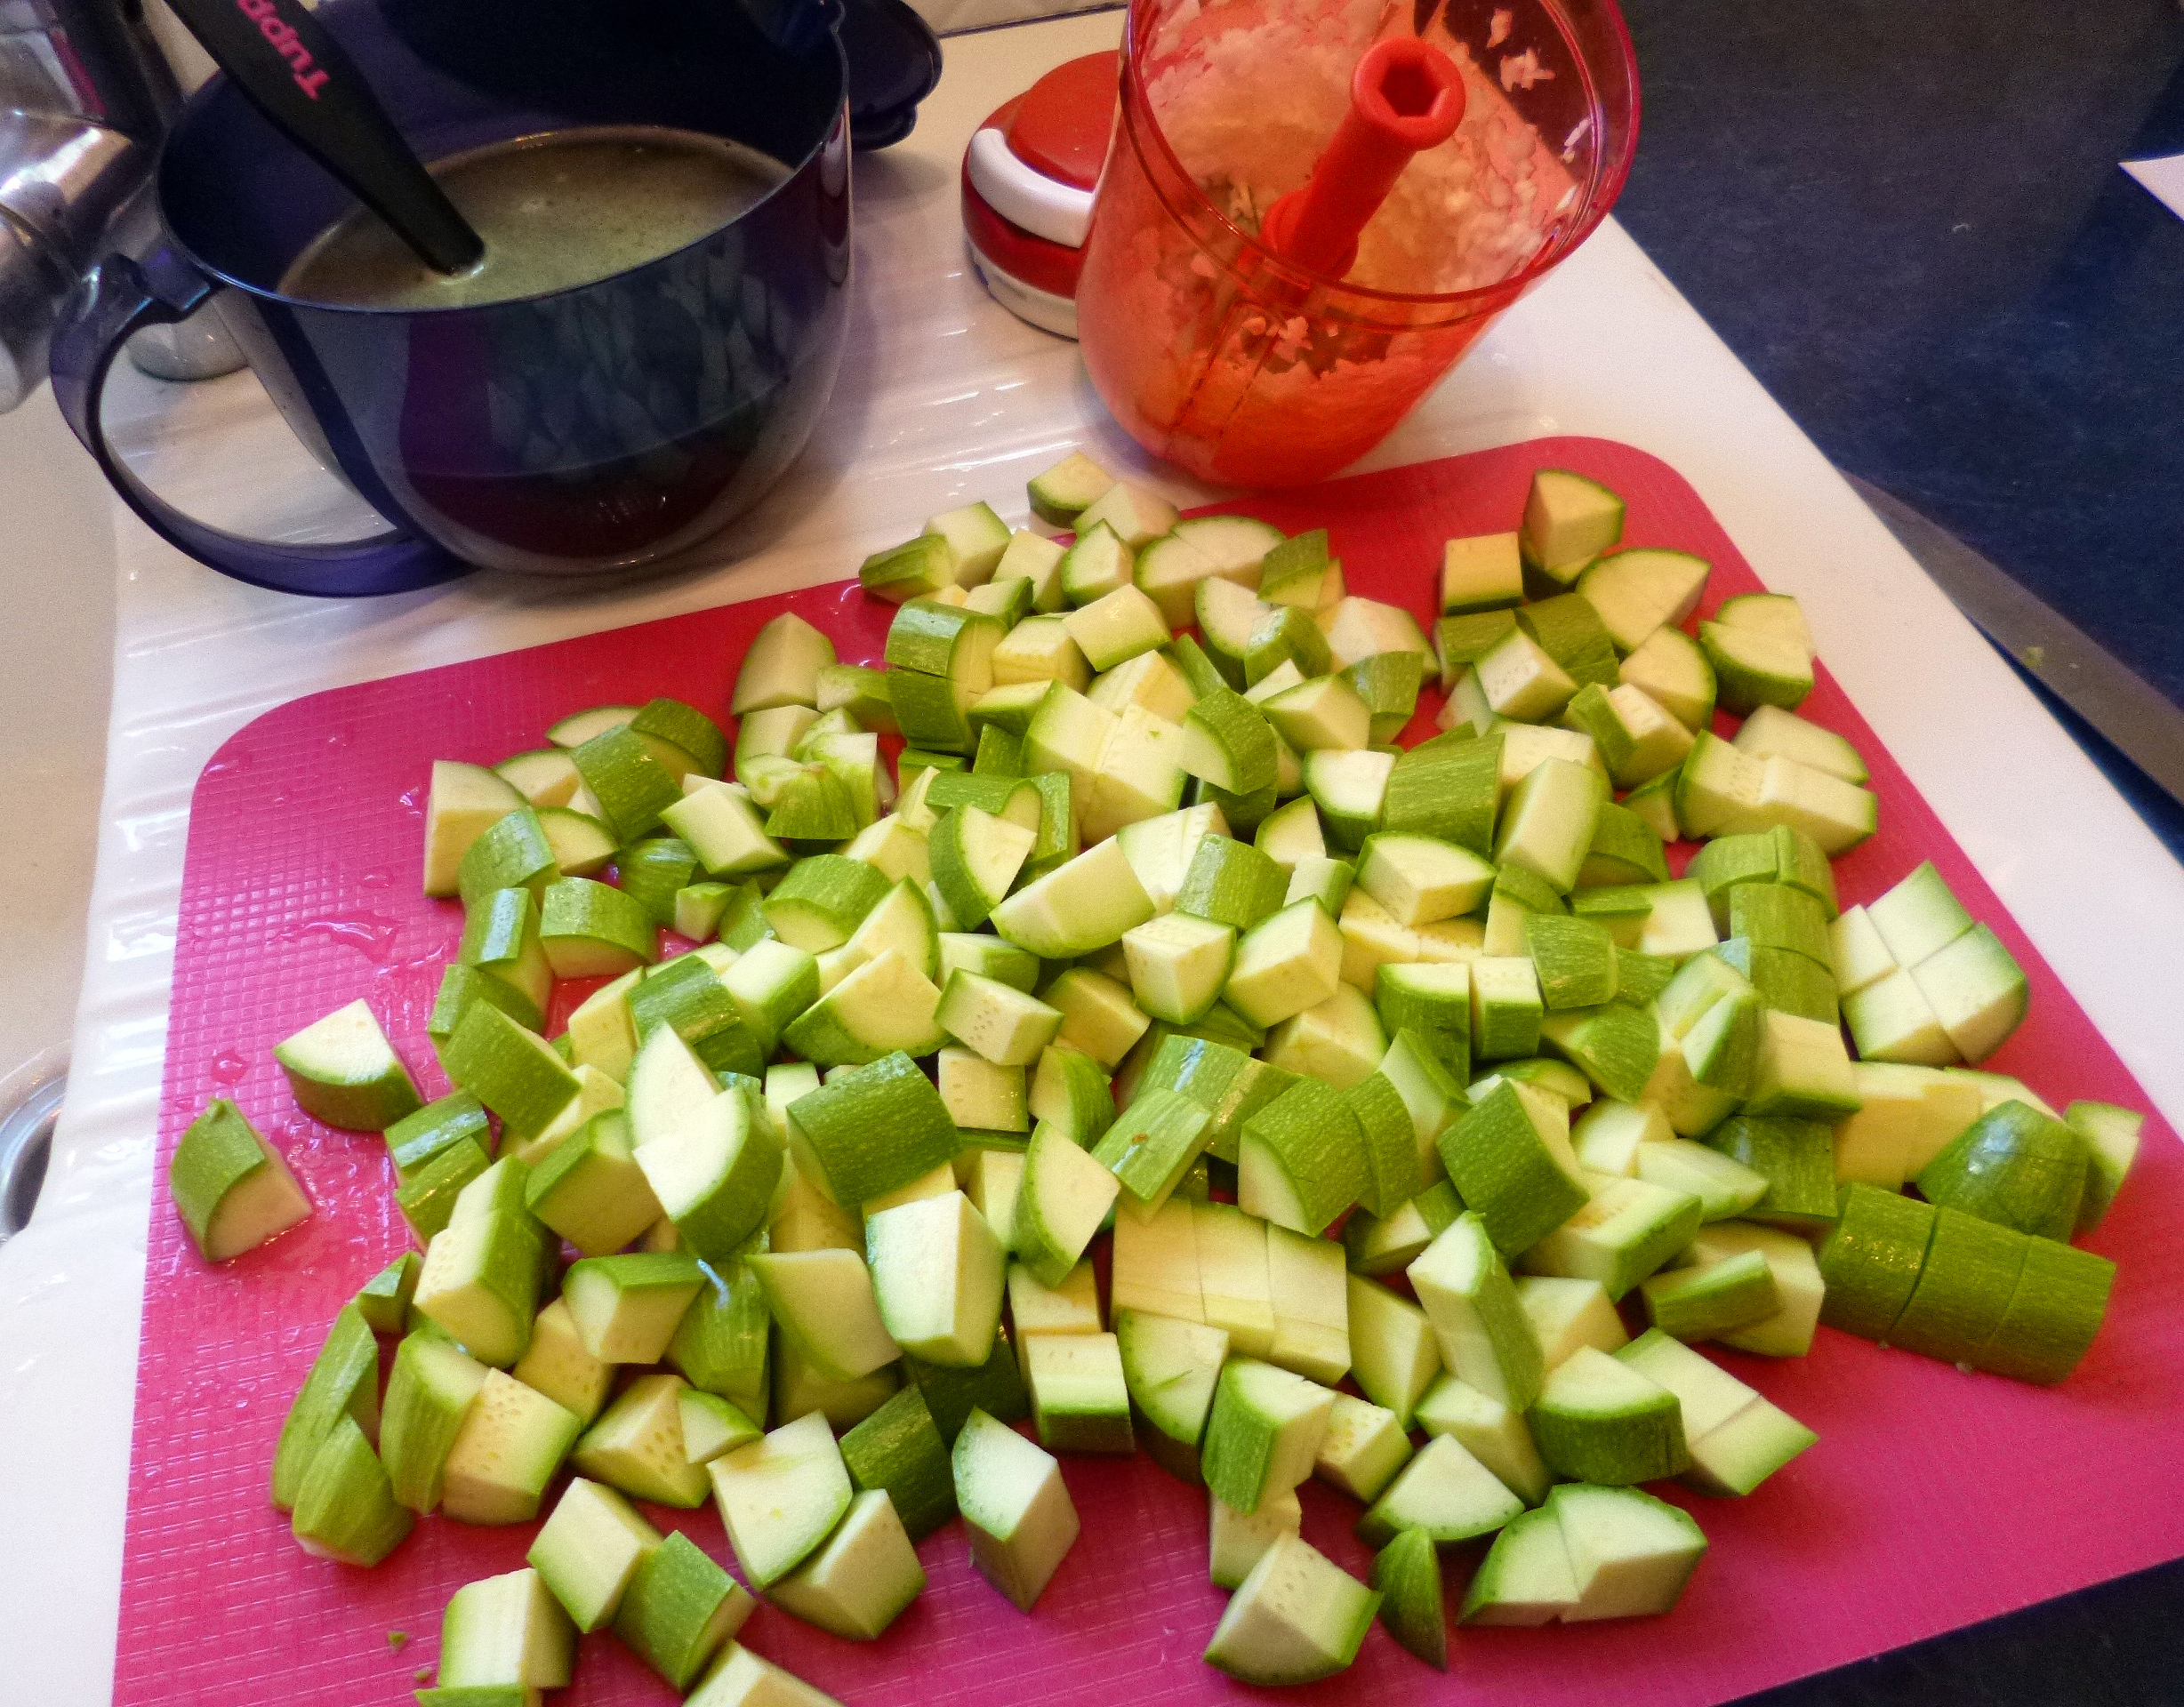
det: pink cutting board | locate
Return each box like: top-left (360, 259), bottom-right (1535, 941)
top-left (120, 437), bottom-right (2184, 1707)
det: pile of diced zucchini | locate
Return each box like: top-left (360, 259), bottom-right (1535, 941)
top-left (165, 453), bottom-right (2146, 1698)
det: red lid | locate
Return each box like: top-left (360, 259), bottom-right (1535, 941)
top-left (1003, 51), bottom-right (1118, 189)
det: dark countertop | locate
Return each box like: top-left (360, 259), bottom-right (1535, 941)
top-left (1610, 5), bottom-right (2184, 1702)
top-left (1615, 0), bottom-right (2184, 859)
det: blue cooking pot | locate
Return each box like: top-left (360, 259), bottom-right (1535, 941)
top-left (51, 0), bottom-right (857, 595)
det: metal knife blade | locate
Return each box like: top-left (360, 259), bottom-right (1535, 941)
top-left (1848, 473), bottom-right (2184, 812)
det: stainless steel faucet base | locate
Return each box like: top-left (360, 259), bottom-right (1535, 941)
top-left (0, 104), bottom-right (144, 408)
top-left (0, 0), bottom-right (192, 411)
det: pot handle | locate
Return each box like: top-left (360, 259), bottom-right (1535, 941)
top-left (49, 248), bottom-right (470, 598)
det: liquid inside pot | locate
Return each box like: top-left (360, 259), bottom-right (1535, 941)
top-left (280, 124), bottom-right (791, 310)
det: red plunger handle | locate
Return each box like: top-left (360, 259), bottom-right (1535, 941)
top-left (1259, 36), bottom-right (1467, 277)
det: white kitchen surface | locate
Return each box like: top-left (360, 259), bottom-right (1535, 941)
top-left (912, 0), bottom-right (1122, 39)
top-left (2122, 152), bottom-right (2184, 222)
top-left (4, 9), bottom-right (2182, 1705)
top-left (0, 386), bottom-right (119, 1124)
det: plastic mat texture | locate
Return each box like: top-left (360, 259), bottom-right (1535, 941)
top-left (117, 437), bottom-right (2184, 1706)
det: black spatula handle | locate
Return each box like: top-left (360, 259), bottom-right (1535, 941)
top-left (164, 0), bottom-right (485, 274)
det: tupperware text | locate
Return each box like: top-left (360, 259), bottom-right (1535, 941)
top-left (234, 0), bottom-right (331, 99)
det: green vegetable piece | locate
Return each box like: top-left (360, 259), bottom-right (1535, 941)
top-left (629, 955), bottom-right (765, 1079)
top-left (1436, 1081), bottom-right (1586, 1258)
top-left (1727, 882), bottom-right (1832, 966)
top-left (1369, 1525), bottom-right (1447, 1670)
top-left (630, 697), bottom-right (728, 778)
top-left (1239, 1077), bottom-right (1369, 1238)
top-left (2066, 1100), bottom-right (2141, 1233)
top-left (667, 1254), bottom-right (770, 1420)
top-left (1640, 1248), bottom-right (1779, 1341)
top-left (1344, 653), bottom-right (1425, 742)
top-left (839, 1384), bottom-right (958, 1541)
top-left (1614, 950), bottom-right (1677, 1008)
top-left (572, 725), bottom-right (682, 845)
top-left (291, 1414), bottom-right (414, 1567)
top-left (1537, 1002), bottom-right (1661, 1105)
top-left (428, 963), bottom-right (542, 1044)
top-left (1525, 914), bottom-right (1619, 1011)
top-left (1916, 1100), bottom-right (2089, 1242)
top-left (1970, 1236), bottom-right (2116, 1385)
top-left (1817, 1183), bottom-right (1935, 1340)
top-left (271, 1302), bottom-right (381, 1511)
top-left (1134, 1033), bottom-right (1291, 1167)
top-left (385, 1092), bottom-right (492, 1182)
top-left (1382, 733), bottom-right (1501, 858)
top-left (786, 1052), bottom-right (960, 1208)
top-left (166, 1097), bottom-right (314, 1262)
top-left (356, 1252), bottom-right (422, 1334)
top-left (397, 1137), bottom-right (493, 1244)
top-left (618, 838), bottom-right (701, 927)
top-left (1175, 834), bottom-right (1289, 933)
top-left (614, 1530), bottom-right (751, 1691)
top-left (1705, 1114), bottom-right (1838, 1229)
top-left (1528, 1346), bottom-right (1688, 1485)
top-left (1887, 1206), bottom-right (2029, 1364)
top-left (1517, 594), bottom-right (1619, 687)
top-left (906, 1327), bottom-right (1033, 1442)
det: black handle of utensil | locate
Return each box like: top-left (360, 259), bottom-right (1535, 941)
top-left (162, 0), bottom-right (485, 274)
